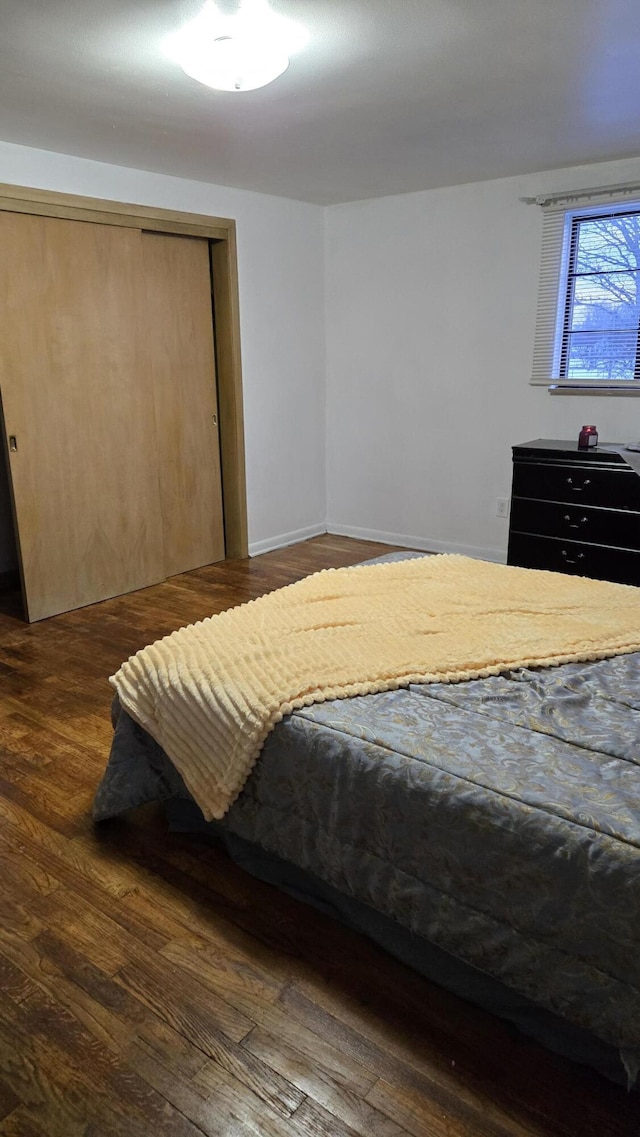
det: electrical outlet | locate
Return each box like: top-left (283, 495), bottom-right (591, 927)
top-left (496, 497), bottom-right (510, 518)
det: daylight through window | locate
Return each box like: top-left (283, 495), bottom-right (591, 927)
top-left (560, 211), bottom-right (640, 383)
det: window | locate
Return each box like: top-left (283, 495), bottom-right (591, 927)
top-left (530, 185), bottom-right (640, 392)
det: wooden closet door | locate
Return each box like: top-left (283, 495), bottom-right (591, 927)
top-left (142, 232), bottom-right (225, 577)
top-left (0, 212), bottom-right (165, 622)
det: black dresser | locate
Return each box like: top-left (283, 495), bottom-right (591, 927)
top-left (507, 439), bottom-right (640, 586)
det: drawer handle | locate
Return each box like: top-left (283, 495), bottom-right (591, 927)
top-left (561, 549), bottom-right (586, 565)
top-left (566, 477), bottom-right (591, 492)
top-left (563, 514), bottom-right (588, 529)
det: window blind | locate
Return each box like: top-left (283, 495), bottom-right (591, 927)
top-left (529, 183), bottom-right (640, 390)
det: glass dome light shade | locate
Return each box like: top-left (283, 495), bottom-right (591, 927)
top-left (179, 33), bottom-right (289, 92)
top-left (164, 0), bottom-right (308, 92)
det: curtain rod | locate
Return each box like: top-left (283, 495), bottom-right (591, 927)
top-left (520, 180), bottom-right (640, 207)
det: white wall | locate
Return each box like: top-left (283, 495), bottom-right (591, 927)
top-left (0, 141), bottom-right (326, 572)
top-left (4, 144), bottom-right (640, 580)
top-left (325, 156), bottom-right (640, 561)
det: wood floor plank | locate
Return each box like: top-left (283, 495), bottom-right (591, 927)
top-left (12, 987), bottom-right (206, 1137)
top-left (125, 1037), bottom-right (303, 1137)
top-left (244, 1004), bottom-right (378, 1098)
top-left (0, 952), bottom-right (39, 1005)
top-left (0, 1106), bottom-right (57, 1137)
top-left (279, 981), bottom-right (639, 1137)
top-left (192, 1042), bottom-right (305, 1119)
top-left (119, 877), bottom-right (291, 962)
top-left (289, 1097), bottom-right (406, 1137)
top-left (116, 953), bottom-right (253, 1046)
top-left (0, 895), bottom-right (43, 947)
top-left (96, 823), bottom-right (349, 985)
top-left (26, 889), bottom-right (131, 975)
top-left (0, 766), bottom-right (90, 837)
top-left (0, 834), bottom-right (61, 899)
top-left (0, 1079), bottom-right (20, 1124)
top-left (0, 990), bottom-right (96, 1136)
top-left (364, 1077), bottom-right (541, 1137)
top-left (160, 936), bottom-right (284, 1018)
top-left (243, 1026), bottom-right (409, 1137)
top-left (31, 930), bottom-right (210, 1081)
top-left (295, 972), bottom-right (640, 1137)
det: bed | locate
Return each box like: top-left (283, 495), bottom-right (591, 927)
top-left (93, 553), bottom-right (640, 1087)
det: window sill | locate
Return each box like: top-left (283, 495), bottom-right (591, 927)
top-left (548, 385), bottom-right (640, 397)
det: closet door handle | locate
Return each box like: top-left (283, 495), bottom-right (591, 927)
top-left (8, 435), bottom-right (17, 452)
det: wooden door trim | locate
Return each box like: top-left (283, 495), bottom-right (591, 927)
top-left (0, 182), bottom-right (232, 238)
top-left (0, 182), bottom-right (248, 558)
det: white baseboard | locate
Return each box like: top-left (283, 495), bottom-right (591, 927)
top-left (249, 524), bottom-right (328, 557)
top-left (326, 522), bottom-right (506, 564)
top-left (249, 520), bottom-right (507, 564)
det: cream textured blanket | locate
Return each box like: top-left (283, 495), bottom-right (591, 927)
top-left (110, 554), bottom-right (640, 820)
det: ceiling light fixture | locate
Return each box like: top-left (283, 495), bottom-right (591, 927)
top-left (165, 0), bottom-right (308, 93)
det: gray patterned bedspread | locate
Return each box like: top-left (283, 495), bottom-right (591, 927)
top-left (94, 648), bottom-right (640, 1069)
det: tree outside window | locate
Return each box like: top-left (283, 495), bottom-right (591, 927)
top-left (560, 211), bottom-right (640, 383)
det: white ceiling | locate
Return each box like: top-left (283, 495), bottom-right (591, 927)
top-left (1, 0), bottom-right (640, 205)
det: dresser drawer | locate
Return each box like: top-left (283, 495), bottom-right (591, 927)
top-left (507, 533), bottom-right (640, 587)
top-left (509, 498), bottom-right (640, 551)
top-left (512, 461), bottom-right (640, 511)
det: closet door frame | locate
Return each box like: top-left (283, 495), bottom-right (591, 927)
top-left (0, 181), bottom-right (247, 559)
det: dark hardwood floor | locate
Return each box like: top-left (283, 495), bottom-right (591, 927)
top-left (0, 534), bottom-right (637, 1136)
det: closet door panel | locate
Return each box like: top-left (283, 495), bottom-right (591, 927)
top-left (142, 232), bottom-right (225, 577)
top-left (0, 212), bottom-right (165, 621)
